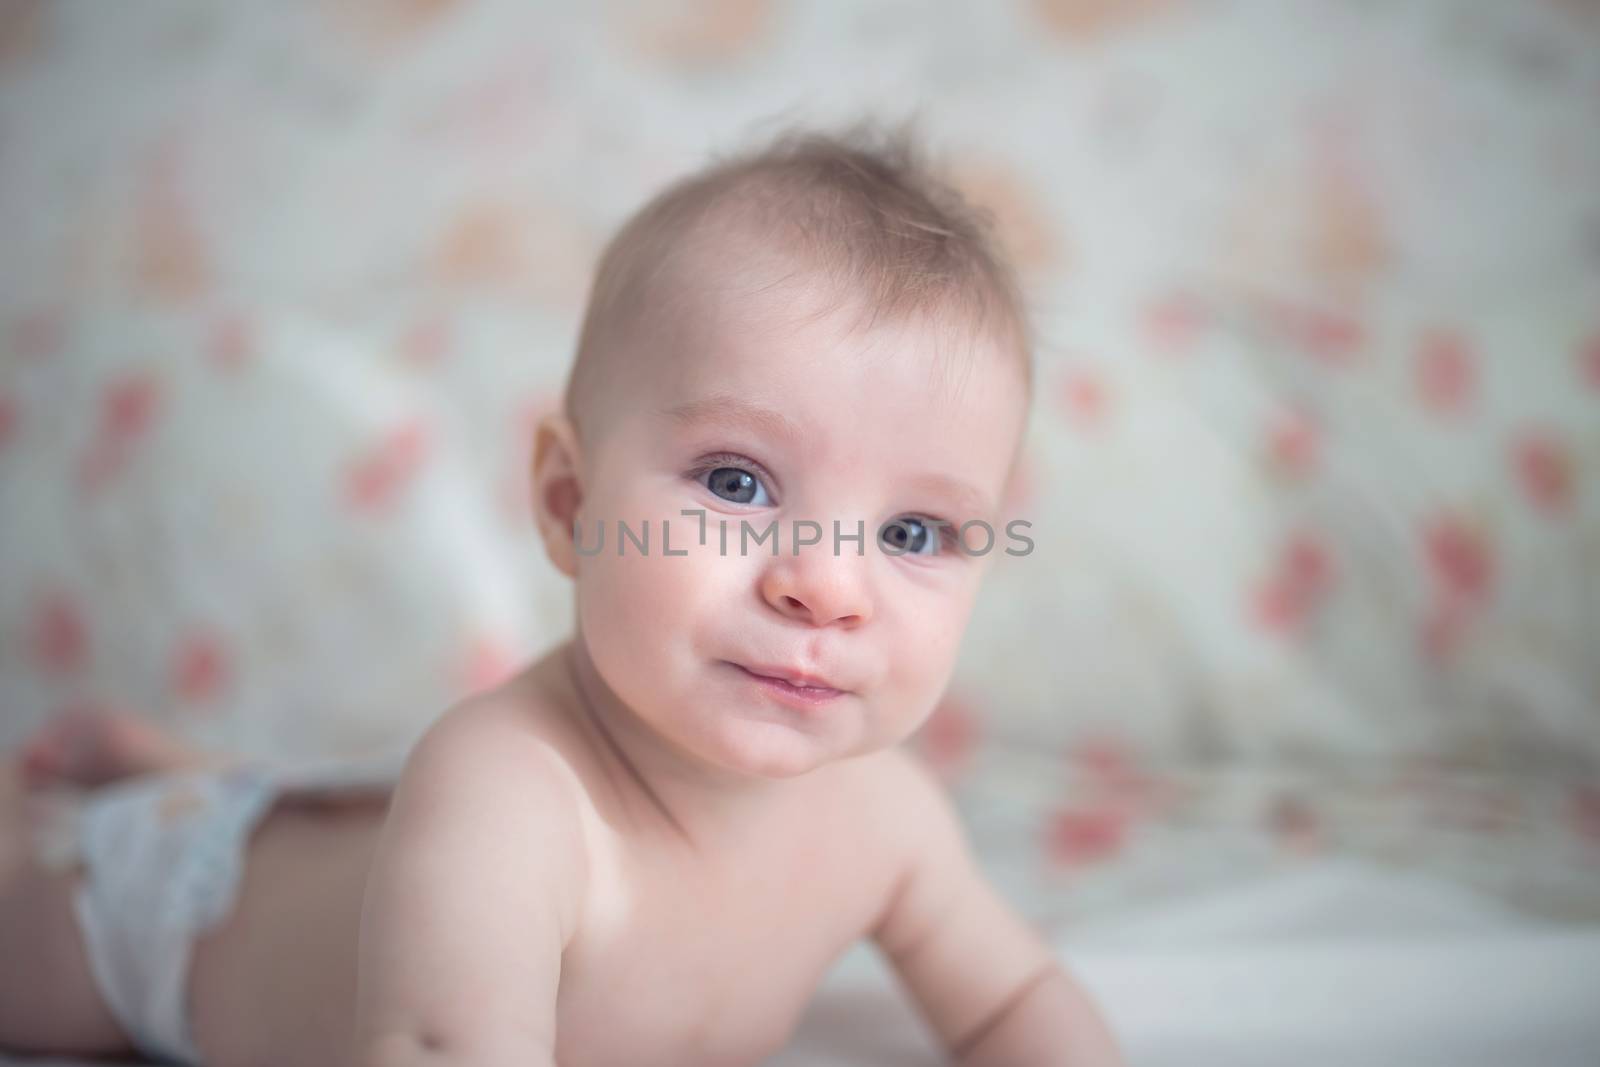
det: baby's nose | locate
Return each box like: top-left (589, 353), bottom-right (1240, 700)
top-left (759, 549), bottom-right (871, 628)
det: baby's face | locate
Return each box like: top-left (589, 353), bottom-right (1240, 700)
top-left (571, 279), bottom-right (1027, 779)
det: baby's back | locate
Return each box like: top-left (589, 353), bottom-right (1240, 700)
top-left (188, 789), bottom-right (387, 1066)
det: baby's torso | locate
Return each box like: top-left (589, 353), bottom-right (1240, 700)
top-left (186, 712), bottom-right (907, 1067)
top-left (553, 763), bottom-right (899, 1065)
top-left (528, 670), bottom-right (910, 1065)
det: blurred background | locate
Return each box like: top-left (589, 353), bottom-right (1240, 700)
top-left (1, 2), bottom-right (1598, 1064)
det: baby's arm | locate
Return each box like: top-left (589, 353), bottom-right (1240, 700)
top-left (350, 702), bottom-right (589, 1067)
top-left (870, 751), bottom-right (1123, 1067)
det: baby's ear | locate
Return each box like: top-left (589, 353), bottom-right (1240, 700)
top-left (531, 412), bottom-right (585, 579)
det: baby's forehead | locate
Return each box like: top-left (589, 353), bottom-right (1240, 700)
top-left (580, 225), bottom-right (1030, 467)
top-left (664, 312), bottom-right (990, 419)
top-left (672, 247), bottom-right (1012, 375)
top-left (652, 308), bottom-right (1023, 481)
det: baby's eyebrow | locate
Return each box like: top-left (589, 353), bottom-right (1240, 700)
top-left (660, 393), bottom-right (807, 446)
top-left (904, 471), bottom-right (994, 520)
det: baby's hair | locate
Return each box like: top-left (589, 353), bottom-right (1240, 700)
top-left (563, 115), bottom-right (1034, 446)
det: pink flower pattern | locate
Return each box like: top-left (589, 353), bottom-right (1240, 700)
top-left (0, 1), bottom-right (1595, 918)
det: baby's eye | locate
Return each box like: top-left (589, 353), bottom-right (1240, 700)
top-left (881, 517), bottom-right (949, 557)
top-left (703, 465), bottom-right (773, 507)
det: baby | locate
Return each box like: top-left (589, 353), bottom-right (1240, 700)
top-left (0, 121), bottom-right (1123, 1067)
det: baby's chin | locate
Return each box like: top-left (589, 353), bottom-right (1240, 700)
top-left (676, 712), bottom-right (858, 781)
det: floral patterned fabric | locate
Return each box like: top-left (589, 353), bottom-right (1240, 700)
top-left (1, 0), bottom-right (1598, 981)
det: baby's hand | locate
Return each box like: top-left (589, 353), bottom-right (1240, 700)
top-left (350, 701), bottom-right (587, 1067)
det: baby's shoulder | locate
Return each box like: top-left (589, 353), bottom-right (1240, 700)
top-left (840, 743), bottom-right (946, 801)
top-left (403, 675), bottom-right (593, 821)
top-left (377, 683), bottom-right (593, 949)
top-left (799, 748), bottom-right (960, 921)
top-left (826, 745), bottom-right (952, 847)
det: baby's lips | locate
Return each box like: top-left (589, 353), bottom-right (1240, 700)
top-left (737, 663), bottom-right (846, 692)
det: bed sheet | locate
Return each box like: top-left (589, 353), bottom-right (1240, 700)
top-left (769, 857), bottom-right (1600, 1066)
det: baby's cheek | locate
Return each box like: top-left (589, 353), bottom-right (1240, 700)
top-left (579, 544), bottom-right (726, 664)
top-left (898, 610), bottom-right (968, 711)
top-left (577, 554), bottom-right (668, 670)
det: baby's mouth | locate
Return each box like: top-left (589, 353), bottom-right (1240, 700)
top-left (725, 661), bottom-right (849, 699)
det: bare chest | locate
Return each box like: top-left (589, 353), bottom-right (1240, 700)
top-left (553, 813), bottom-right (894, 1066)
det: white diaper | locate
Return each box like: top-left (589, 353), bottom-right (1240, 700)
top-left (63, 751), bottom-right (405, 1065)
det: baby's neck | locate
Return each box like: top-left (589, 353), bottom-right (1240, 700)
top-left (547, 636), bottom-right (795, 851)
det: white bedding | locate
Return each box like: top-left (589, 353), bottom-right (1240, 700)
top-left (768, 859), bottom-right (1600, 1067)
top-left (6, 861), bottom-right (1598, 1067)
